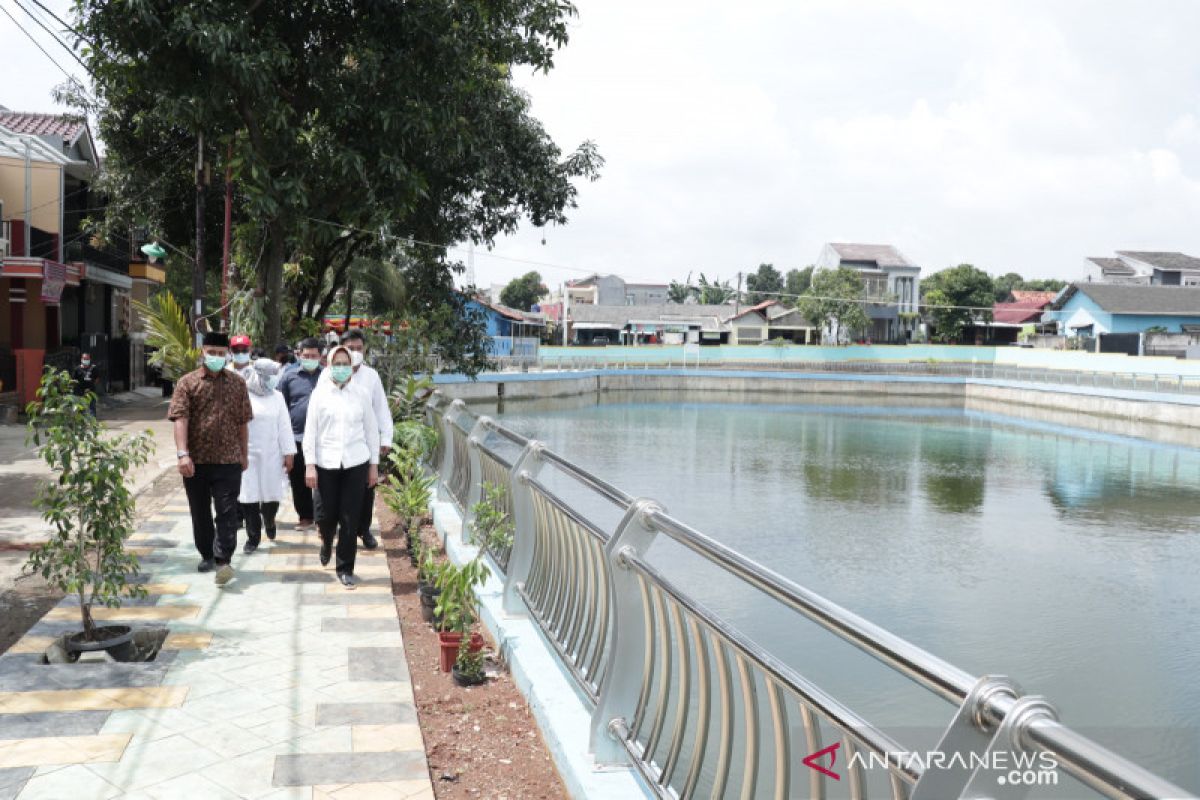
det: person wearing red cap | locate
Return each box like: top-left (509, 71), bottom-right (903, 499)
top-left (229, 334), bottom-right (254, 379)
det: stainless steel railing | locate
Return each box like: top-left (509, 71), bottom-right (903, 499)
top-left (426, 389), bottom-right (1194, 800)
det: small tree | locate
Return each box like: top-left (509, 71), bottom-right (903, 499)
top-left (799, 267), bottom-right (868, 344)
top-left (745, 263), bottom-right (784, 304)
top-left (24, 369), bottom-right (152, 641)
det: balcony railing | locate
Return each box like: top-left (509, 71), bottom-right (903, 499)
top-left (426, 390), bottom-right (1192, 800)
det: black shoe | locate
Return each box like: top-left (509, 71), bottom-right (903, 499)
top-left (361, 531), bottom-right (378, 550)
top-left (319, 540), bottom-right (332, 566)
top-left (339, 573), bottom-right (356, 589)
top-left (197, 559), bottom-right (216, 573)
top-left (243, 541), bottom-right (258, 555)
top-left (265, 527), bottom-right (276, 541)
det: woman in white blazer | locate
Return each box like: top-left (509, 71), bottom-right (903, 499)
top-left (302, 345), bottom-right (379, 588)
top-left (238, 358), bottom-right (296, 553)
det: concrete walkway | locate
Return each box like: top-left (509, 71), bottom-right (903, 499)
top-left (0, 489), bottom-right (433, 800)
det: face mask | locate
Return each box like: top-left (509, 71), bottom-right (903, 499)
top-left (204, 355), bottom-right (227, 372)
top-left (349, 351), bottom-right (364, 368)
top-left (330, 365), bottom-right (353, 384)
top-left (268, 375), bottom-right (280, 390)
top-left (301, 358), bottom-right (320, 372)
top-left (81, 359), bottom-right (90, 368)
top-left (232, 352), bottom-right (251, 366)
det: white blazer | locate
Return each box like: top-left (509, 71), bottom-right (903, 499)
top-left (302, 377), bottom-right (380, 469)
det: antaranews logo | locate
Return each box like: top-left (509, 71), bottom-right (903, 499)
top-left (801, 742), bottom-right (1060, 788)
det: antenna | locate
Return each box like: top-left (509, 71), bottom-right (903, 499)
top-left (466, 242), bottom-right (476, 289)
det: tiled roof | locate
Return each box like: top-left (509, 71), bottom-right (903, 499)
top-left (1007, 290), bottom-right (1058, 306)
top-left (1087, 257), bottom-right (1134, 275)
top-left (1116, 251), bottom-right (1200, 272)
top-left (1057, 283), bottom-right (1200, 315)
top-left (0, 111), bottom-right (87, 142)
top-left (828, 243), bottom-right (915, 268)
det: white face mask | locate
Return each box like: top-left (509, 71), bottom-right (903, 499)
top-left (267, 375), bottom-right (280, 390)
top-left (349, 350), bottom-right (364, 368)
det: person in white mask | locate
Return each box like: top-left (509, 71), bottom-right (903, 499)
top-left (317, 329), bottom-right (392, 551)
top-left (229, 334), bottom-right (254, 379)
top-left (303, 345), bottom-right (379, 589)
top-left (237, 359), bottom-right (295, 553)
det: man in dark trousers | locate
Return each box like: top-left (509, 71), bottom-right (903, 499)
top-left (168, 331), bottom-right (253, 586)
top-left (279, 337), bottom-right (324, 531)
top-left (72, 352), bottom-right (98, 416)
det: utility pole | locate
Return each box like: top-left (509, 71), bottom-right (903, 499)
top-left (220, 143), bottom-right (233, 327)
top-left (736, 271), bottom-right (742, 315)
top-left (193, 133), bottom-right (206, 341)
top-left (562, 282), bottom-right (569, 346)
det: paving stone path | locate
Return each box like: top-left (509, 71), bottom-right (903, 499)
top-left (0, 490), bottom-right (433, 800)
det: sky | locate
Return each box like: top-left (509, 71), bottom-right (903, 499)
top-left (5, 0), bottom-right (1200, 292)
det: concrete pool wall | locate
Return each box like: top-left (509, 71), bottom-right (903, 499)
top-left (432, 369), bottom-right (1200, 446)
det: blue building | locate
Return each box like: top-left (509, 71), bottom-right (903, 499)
top-left (463, 297), bottom-right (544, 358)
top-left (1046, 283), bottom-right (1200, 335)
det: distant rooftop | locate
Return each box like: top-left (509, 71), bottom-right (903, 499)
top-left (1086, 257), bottom-right (1134, 276)
top-left (1115, 251), bottom-right (1200, 272)
top-left (1057, 283), bottom-right (1200, 315)
top-left (827, 243), bottom-right (915, 269)
top-left (0, 109), bottom-right (88, 143)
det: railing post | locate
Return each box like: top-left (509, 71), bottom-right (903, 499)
top-left (590, 498), bottom-right (663, 765)
top-left (438, 399), bottom-right (466, 503)
top-left (461, 415), bottom-right (492, 544)
top-left (504, 439), bottom-right (547, 615)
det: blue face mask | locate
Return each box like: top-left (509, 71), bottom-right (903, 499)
top-left (268, 375), bottom-right (280, 390)
top-left (301, 358), bottom-right (320, 372)
top-left (232, 352), bottom-right (251, 366)
top-left (330, 365), bottom-right (353, 384)
top-left (204, 354), bottom-right (227, 372)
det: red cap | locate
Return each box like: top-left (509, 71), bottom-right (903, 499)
top-left (230, 334), bottom-right (252, 349)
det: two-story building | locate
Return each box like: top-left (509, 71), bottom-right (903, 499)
top-left (816, 243), bottom-right (921, 342)
top-left (1085, 251), bottom-right (1200, 286)
top-left (565, 274), bottom-right (669, 306)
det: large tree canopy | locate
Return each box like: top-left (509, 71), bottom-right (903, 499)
top-left (72, 0), bottom-right (602, 348)
top-left (921, 263), bottom-right (995, 343)
top-left (500, 271), bottom-right (546, 311)
top-left (745, 263), bottom-right (783, 304)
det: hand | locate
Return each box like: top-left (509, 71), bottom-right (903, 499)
top-left (177, 455), bottom-right (195, 478)
top-left (380, 445), bottom-right (390, 458)
top-left (240, 453), bottom-right (249, 471)
top-left (284, 455), bottom-right (294, 471)
top-left (367, 464), bottom-right (378, 488)
top-left (305, 465), bottom-right (318, 489)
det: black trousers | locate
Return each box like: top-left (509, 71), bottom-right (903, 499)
top-left (357, 484), bottom-right (375, 538)
top-left (183, 463), bottom-right (242, 564)
top-left (289, 446), bottom-right (315, 521)
top-left (239, 501), bottom-right (279, 546)
top-left (316, 462), bottom-right (368, 575)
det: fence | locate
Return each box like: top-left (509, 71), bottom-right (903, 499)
top-left (424, 391), bottom-right (1191, 800)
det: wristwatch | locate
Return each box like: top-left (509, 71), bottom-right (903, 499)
top-left (177, 450), bottom-right (190, 459)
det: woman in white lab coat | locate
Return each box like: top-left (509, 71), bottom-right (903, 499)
top-left (238, 358), bottom-right (296, 553)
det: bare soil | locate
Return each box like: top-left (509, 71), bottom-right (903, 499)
top-left (380, 507), bottom-right (568, 800)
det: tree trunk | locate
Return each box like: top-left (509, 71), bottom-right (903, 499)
top-left (263, 218), bottom-right (286, 344)
top-left (81, 602), bottom-right (96, 641)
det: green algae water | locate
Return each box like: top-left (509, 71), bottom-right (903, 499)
top-left (490, 392), bottom-right (1200, 792)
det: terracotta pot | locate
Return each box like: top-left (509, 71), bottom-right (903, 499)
top-left (437, 631), bottom-right (484, 673)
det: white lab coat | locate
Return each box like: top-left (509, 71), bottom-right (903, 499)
top-left (239, 390), bottom-right (297, 504)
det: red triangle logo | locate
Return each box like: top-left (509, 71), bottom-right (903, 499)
top-left (802, 741), bottom-right (841, 781)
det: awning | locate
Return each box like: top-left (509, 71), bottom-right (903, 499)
top-left (83, 264), bottom-right (133, 290)
top-left (571, 322), bottom-right (621, 330)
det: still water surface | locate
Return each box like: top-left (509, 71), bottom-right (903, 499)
top-left (490, 393), bottom-right (1200, 791)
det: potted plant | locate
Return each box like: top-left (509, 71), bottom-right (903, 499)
top-left (452, 634), bottom-right (486, 687)
top-left (434, 556), bottom-right (489, 672)
top-left (24, 369), bottom-right (153, 658)
top-left (418, 548), bottom-right (444, 624)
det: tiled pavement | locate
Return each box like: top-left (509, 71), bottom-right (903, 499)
top-left (0, 491), bottom-right (433, 800)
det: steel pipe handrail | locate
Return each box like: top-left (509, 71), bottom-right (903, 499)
top-left (427, 395), bottom-right (1195, 799)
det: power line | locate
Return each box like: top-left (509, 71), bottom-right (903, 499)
top-left (26, 0), bottom-right (91, 48)
top-left (0, 1), bottom-right (74, 81)
top-left (9, 0), bottom-right (91, 76)
top-left (301, 216), bottom-right (1017, 314)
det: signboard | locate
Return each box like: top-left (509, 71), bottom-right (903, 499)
top-left (40, 260), bottom-right (66, 304)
